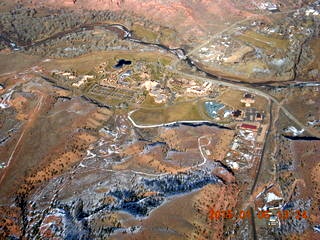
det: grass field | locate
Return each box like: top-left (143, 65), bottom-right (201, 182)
top-left (218, 88), bottom-right (268, 111)
top-left (304, 38), bottom-right (320, 77)
top-left (0, 52), bottom-right (42, 75)
top-left (131, 24), bottom-right (158, 42)
top-left (140, 94), bottom-right (166, 108)
top-left (131, 100), bottom-right (208, 125)
top-left (237, 30), bottom-right (289, 52)
top-left (42, 50), bottom-right (174, 74)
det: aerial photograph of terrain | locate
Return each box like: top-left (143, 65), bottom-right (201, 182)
top-left (0, 0), bottom-right (319, 239)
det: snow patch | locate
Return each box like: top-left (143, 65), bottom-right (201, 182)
top-left (271, 58), bottom-right (287, 66)
top-left (284, 126), bottom-right (304, 136)
top-left (265, 192), bottom-right (282, 203)
top-left (226, 160), bottom-right (240, 170)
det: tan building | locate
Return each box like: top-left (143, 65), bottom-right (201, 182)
top-left (241, 93), bottom-right (255, 107)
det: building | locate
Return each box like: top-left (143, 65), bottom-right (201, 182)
top-left (205, 149), bottom-right (211, 156)
top-left (241, 93), bottom-right (255, 107)
top-left (232, 109), bottom-right (243, 121)
top-left (268, 215), bottom-right (279, 226)
top-left (62, 72), bottom-right (72, 76)
top-left (240, 123), bottom-right (258, 132)
top-left (244, 108), bottom-right (257, 122)
top-left (72, 75), bottom-right (94, 88)
top-left (119, 70), bottom-right (132, 81)
top-left (267, 5), bottom-right (279, 13)
top-left (260, 2), bottom-right (279, 12)
top-left (149, 90), bottom-right (167, 104)
top-left (256, 112), bottom-right (264, 122)
top-left (142, 80), bottom-right (160, 91)
top-left (82, 75), bottom-right (94, 81)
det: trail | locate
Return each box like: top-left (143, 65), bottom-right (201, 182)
top-left (0, 95), bottom-right (44, 186)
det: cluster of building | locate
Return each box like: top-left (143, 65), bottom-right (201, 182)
top-left (100, 69), bottom-right (133, 87)
top-left (198, 43), bottom-right (229, 64)
top-left (141, 76), bottom-right (214, 104)
top-left (232, 93), bottom-right (264, 123)
top-left (255, 185), bottom-right (284, 227)
top-left (51, 60), bottom-right (173, 105)
top-left (186, 81), bottom-right (213, 95)
top-left (203, 94), bottom-right (265, 124)
top-left (141, 80), bottom-right (168, 104)
top-left (52, 70), bottom-right (95, 88)
top-left (225, 126), bottom-right (263, 171)
top-left (98, 60), bottom-right (134, 88)
top-left (224, 93), bottom-right (267, 170)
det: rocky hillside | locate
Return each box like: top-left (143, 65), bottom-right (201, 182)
top-left (13, 0), bottom-right (314, 42)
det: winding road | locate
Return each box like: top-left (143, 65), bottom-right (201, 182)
top-left (1, 9), bottom-right (318, 239)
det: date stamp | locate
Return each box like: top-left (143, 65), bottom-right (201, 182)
top-left (208, 209), bottom-right (308, 221)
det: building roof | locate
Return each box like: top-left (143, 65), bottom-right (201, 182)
top-left (240, 124), bottom-right (257, 130)
top-left (244, 93), bottom-right (254, 99)
top-left (232, 110), bottom-right (242, 117)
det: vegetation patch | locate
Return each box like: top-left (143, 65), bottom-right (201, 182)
top-left (237, 30), bottom-right (289, 52)
top-left (131, 101), bottom-right (207, 125)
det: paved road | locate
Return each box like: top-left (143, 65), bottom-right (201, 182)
top-left (127, 109), bottom-right (216, 129)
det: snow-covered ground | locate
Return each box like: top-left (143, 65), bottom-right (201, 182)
top-left (226, 160), bottom-right (239, 170)
top-left (265, 192), bottom-right (282, 203)
top-left (0, 90), bottom-right (14, 109)
top-left (308, 120), bottom-right (320, 126)
top-left (284, 126), bottom-right (304, 136)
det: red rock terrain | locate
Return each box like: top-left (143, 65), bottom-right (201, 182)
top-left (17, 0), bottom-right (310, 42)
